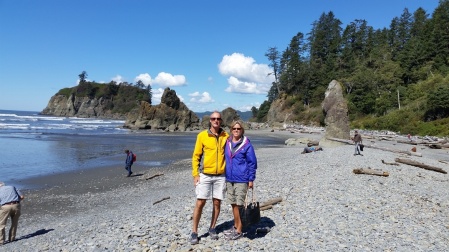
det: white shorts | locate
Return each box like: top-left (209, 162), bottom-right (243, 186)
top-left (195, 173), bottom-right (226, 200)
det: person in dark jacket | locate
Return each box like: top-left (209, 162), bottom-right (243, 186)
top-left (223, 120), bottom-right (257, 240)
top-left (352, 130), bottom-right (363, 156)
top-left (124, 149), bottom-right (134, 177)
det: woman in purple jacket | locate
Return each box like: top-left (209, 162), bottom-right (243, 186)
top-left (223, 120), bottom-right (257, 240)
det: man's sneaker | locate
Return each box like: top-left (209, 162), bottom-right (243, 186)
top-left (190, 232), bottom-right (199, 245)
top-left (227, 231), bottom-right (243, 240)
top-left (208, 228), bottom-right (218, 240)
top-left (223, 226), bottom-right (236, 236)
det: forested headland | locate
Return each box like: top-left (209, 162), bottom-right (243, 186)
top-left (253, 0), bottom-right (449, 137)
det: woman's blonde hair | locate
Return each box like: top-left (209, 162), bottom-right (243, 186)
top-left (229, 120), bottom-right (245, 135)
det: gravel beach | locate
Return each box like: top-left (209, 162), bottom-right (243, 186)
top-left (2, 130), bottom-right (449, 251)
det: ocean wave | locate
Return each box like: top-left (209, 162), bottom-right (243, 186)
top-left (69, 119), bottom-right (125, 124)
top-left (0, 113), bottom-right (18, 117)
top-left (0, 123), bottom-right (31, 130)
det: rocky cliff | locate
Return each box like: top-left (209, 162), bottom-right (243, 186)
top-left (42, 84), bottom-right (201, 131)
top-left (123, 88), bottom-right (200, 131)
top-left (41, 94), bottom-right (127, 119)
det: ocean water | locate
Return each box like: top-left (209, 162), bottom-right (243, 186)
top-left (0, 110), bottom-right (285, 189)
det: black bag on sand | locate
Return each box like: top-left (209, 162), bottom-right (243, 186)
top-left (239, 188), bottom-right (261, 228)
top-left (360, 144), bottom-right (364, 151)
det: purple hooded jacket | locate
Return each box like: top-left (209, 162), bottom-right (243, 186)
top-left (225, 136), bottom-right (257, 183)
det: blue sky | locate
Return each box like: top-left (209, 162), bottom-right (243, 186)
top-left (0, 0), bottom-right (440, 112)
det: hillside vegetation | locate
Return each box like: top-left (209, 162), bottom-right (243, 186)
top-left (57, 73), bottom-right (151, 115)
top-left (254, 1), bottom-right (449, 137)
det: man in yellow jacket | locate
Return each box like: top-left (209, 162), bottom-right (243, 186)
top-left (190, 111), bottom-right (229, 245)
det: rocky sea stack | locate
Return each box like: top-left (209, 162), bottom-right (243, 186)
top-left (123, 87), bottom-right (200, 131)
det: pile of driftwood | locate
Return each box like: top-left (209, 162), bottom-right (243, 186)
top-left (327, 137), bottom-right (448, 176)
top-left (353, 158), bottom-right (448, 177)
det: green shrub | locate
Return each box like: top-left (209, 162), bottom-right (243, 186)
top-left (57, 88), bottom-right (74, 98)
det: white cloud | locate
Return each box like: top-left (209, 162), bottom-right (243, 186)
top-left (189, 91), bottom-right (214, 103)
top-left (154, 72), bottom-right (186, 87)
top-left (151, 88), bottom-right (164, 105)
top-left (111, 75), bottom-right (125, 84)
top-left (238, 102), bottom-right (261, 112)
top-left (218, 53), bottom-right (275, 94)
top-left (224, 76), bottom-right (268, 94)
top-left (134, 73), bottom-right (152, 85)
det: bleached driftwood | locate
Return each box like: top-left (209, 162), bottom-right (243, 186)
top-left (381, 160), bottom-right (400, 166)
top-left (396, 140), bottom-right (418, 145)
top-left (326, 137), bottom-right (422, 157)
top-left (428, 144), bottom-right (442, 149)
top-left (260, 197), bottom-right (283, 208)
top-left (258, 197), bottom-right (283, 211)
top-left (353, 168), bottom-right (389, 177)
top-left (260, 205), bottom-right (273, 211)
top-left (394, 158), bottom-right (447, 174)
top-left (153, 197), bottom-right (170, 205)
top-left (146, 173), bottom-right (164, 180)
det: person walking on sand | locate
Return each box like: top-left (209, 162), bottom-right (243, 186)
top-left (190, 111), bottom-right (229, 245)
top-left (352, 130), bottom-right (363, 156)
top-left (124, 149), bottom-right (134, 177)
top-left (0, 182), bottom-right (24, 245)
top-left (223, 120), bottom-right (257, 240)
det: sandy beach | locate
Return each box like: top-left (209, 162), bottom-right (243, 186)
top-left (3, 129), bottom-right (449, 251)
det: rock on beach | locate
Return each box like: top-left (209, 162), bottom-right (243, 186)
top-left (3, 130), bottom-right (449, 251)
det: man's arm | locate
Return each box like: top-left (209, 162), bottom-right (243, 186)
top-left (192, 133), bottom-right (203, 180)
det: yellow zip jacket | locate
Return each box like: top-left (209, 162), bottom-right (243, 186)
top-left (192, 128), bottom-right (229, 177)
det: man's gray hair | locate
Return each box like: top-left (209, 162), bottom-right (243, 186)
top-left (0, 182), bottom-right (4, 187)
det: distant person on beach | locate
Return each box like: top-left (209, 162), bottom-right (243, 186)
top-left (223, 120), bottom-right (257, 240)
top-left (124, 149), bottom-right (134, 177)
top-left (190, 111), bottom-right (229, 245)
top-left (301, 145), bottom-right (323, 154)
top-left (352, 130), bottom-right (363, 156)
top-left (0, 182), bottom-right (24, 245)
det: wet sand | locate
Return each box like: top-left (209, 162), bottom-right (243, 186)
top-left (18, 129), bottom-right (298, 220)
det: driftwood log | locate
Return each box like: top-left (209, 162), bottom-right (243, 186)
top-left (353, 168), bottom-right (389, 177)
top-left (396, 140), bottom-right (418, 145)
top-left (395, 158), bottom-right (447, 174)
top-left (381, 160), bottom-right (400, 166)
top-left (260, 205), bottom-right (272, 211)
top-left (326, 137), bottom-right (422, 157)
top-left (146, 173), bottom-right (164, 180)
top-left (428, 144), bottom-right (442, 149)
top-left (260, 197), bottom-right (283, 208)
top-left (153, 196), bottom-right (170, 205)
top-left (259, 197), bottom-right (283, 211)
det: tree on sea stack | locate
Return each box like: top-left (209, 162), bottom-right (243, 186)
top-left (78, 71), bottom-right (87, 83)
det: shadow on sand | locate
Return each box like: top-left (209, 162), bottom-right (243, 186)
top-left (6, 228), bottom-right (54, 244)
top-left (199, 216), bottom-right (275, 241)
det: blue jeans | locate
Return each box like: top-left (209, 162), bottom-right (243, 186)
top-left (354, 142), bottom-right (361, 155)
top-left (125, 165), bottom-right (132, 175)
